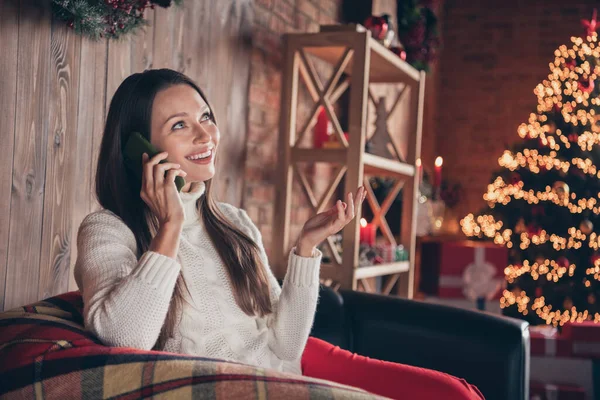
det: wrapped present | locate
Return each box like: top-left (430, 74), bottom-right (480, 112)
top-left (530, 326), bottom-right (572, 357)
top-left (562, 321), bottom-right (600, 358)
top-left (419, 239), bottom-right (506, 300)
top-left (530, 353), bottom-right (594, 399)
top-left (530, 381), bottom-right (585, 400)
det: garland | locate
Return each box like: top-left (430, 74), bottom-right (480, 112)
top-left (51, 0), bottom-right (182, 40)
top-left (396, 0), bottom-right (441, 72)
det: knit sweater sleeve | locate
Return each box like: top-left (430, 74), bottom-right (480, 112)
top-left (232, 207), bottom-right (322, 362)
top-left (74, 210), bottom-right (181, 350)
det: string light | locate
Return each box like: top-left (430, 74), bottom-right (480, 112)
top-left (460, 214), bottom-right (513, 248)
top-left (500, 289), bottom-right (530, 315)
top-left (504, 259), bottom-right (574, 284)
top-left (498, 149), bottom-right (599, 178)
top-left (461, 217), bottom-right (589, 252)
top-left (483, 177), bottom-right (600, 215)
top-left (503, 291), bottom-right (600, 326)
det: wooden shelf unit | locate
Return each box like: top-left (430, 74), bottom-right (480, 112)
top-left (272, 28), bottom-right (426, 298)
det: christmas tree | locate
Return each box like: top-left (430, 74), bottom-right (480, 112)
top-left (461, 11), bottom-right (600, 327)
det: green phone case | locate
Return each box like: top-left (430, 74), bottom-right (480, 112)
top-left (123, 132), bottom-right (186, 192)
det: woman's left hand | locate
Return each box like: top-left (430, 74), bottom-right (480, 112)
top-left (295, 186), bottom-right (366, 257)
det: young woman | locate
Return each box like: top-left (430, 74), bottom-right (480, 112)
top-left (75, 68), bottom-right (483, 400)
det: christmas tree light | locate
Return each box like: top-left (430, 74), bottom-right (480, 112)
top-left (462, 11), bottom-right (600, 326)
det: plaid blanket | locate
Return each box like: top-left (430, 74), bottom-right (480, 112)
top-left (0, 291), bottom-right (385, 399)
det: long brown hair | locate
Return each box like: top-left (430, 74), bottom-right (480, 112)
top-left (94, 68), bottom-right (272, 350)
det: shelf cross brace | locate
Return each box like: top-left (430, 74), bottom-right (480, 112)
top-left (293, 163), bottom-right (348, 266)
top-left (363, 176), bottom-right (405, 247)
top-left (295, 48), bottom-right (354, 148)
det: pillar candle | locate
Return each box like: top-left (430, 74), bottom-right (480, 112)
top-left (416, 158), bottom-right (423, 186)
top-left (360, 218), bottom-right (376, 246)
top-left (434, 156), bottom-right (443, 190)
top-left (313, 106), bottom-right (330, 148)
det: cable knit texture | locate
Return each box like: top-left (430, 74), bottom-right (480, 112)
top-left (74, 182), bottom-right (322, 375)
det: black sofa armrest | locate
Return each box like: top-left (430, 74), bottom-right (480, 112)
top-left (339, 290), bottom-right (530, 400)
top-left (310, 284), bottom-right (349, 349)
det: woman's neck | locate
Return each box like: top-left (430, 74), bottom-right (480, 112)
top-left (179, 181), bottom-right (206, 228)
top-left (182, 181), bottom-right (203, 193)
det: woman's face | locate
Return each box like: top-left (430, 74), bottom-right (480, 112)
top-left (150, 84), bottom-right (219, 192)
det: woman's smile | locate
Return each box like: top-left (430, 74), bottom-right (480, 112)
top-left (185, 149), bottom-right (214, 165)
top-left (185, 147), bottom-right (213, 160)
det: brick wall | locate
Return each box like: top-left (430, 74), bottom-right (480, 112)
top-left (436, 0), bottom-right (599, 220)
top-left (244, 0), bottom-right (342, 256)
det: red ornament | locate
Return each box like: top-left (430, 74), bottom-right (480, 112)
top-left (577, 77), bottom-right (595, 93)
top-left (557, 257), bottom-right (570, 268)
top-left (568, 133), bottom-right (579, 142)
top-left (364, 15), bottom-right (388, 40)
top-left (535, 287), bottom-right (543, 297)
top-left (389, 46), bottom-right (407, 60)
top-left (582, 9), bottom-right (599, 36)
top-left (566, 59), bottom-right (577, 69)
top-left (527, 224), bottom-right (542, 237)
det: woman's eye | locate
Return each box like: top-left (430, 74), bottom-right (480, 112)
top-left (172, 121), bottom-right (185, 130)
top-left (201, 112), bottom-right (212, 122)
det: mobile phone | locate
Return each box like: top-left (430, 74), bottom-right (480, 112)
top-left (123, 132), bottom-right (186, 192)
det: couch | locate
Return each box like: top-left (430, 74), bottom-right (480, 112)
top-left (310, 286), bottom-right (530, 400)
top-left (0, 286), bottom-right (529, 399)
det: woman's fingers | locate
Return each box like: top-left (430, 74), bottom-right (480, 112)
top-left (143, 152), bottom-right (187, 190)
top-left (317, 187), bottom-right (364, 235)
top-left (337, 200), bottom-right (345, 225)
top-left (142, 152), bottom-right (168, 189)
top-left (346, 192), bottom-right (355, 222)
top-left (153, 162), bottom-right (181, 189)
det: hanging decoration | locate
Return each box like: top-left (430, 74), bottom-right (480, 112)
top-left (396, 0), bottom-right (441, 71)
top-left (51, 0), bottom-right (182, 40)
top-left (363, 15), bottom-right (389, 41)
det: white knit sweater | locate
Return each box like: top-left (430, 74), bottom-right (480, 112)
top-left (74, 182), bottom-right (322, 375)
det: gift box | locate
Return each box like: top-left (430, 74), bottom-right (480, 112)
top-left (530, 381), bottom-right (585, 400)
top-left (529, 324), bottom-right (597, 400)
top-left (530, 326), bottom-right (572, 357)
top-left (419, 239), bottom-right (507, 300)
top-left (562, 321), bottom-right (600, 358)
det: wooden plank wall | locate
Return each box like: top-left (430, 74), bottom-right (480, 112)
top-left (0, 0), bottom-right (252, 311)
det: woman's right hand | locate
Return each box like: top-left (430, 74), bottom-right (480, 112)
top-left (140, 152), bottom-right (188, 226)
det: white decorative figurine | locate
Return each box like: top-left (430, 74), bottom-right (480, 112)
top-left (462, 247), bottom-right (503, 310)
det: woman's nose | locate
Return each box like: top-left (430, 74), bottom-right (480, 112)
top-left (192, 125), bottom-right (211, 143)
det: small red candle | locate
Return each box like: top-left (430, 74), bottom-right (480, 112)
top-left (434, 156), bottom-right (443, 190)
top-left (313, 106), bottom-right (330, 148)
top-left (359, 218), bottom-right (376, 246)
top-left (416, 158), bottom-right (423, 186)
